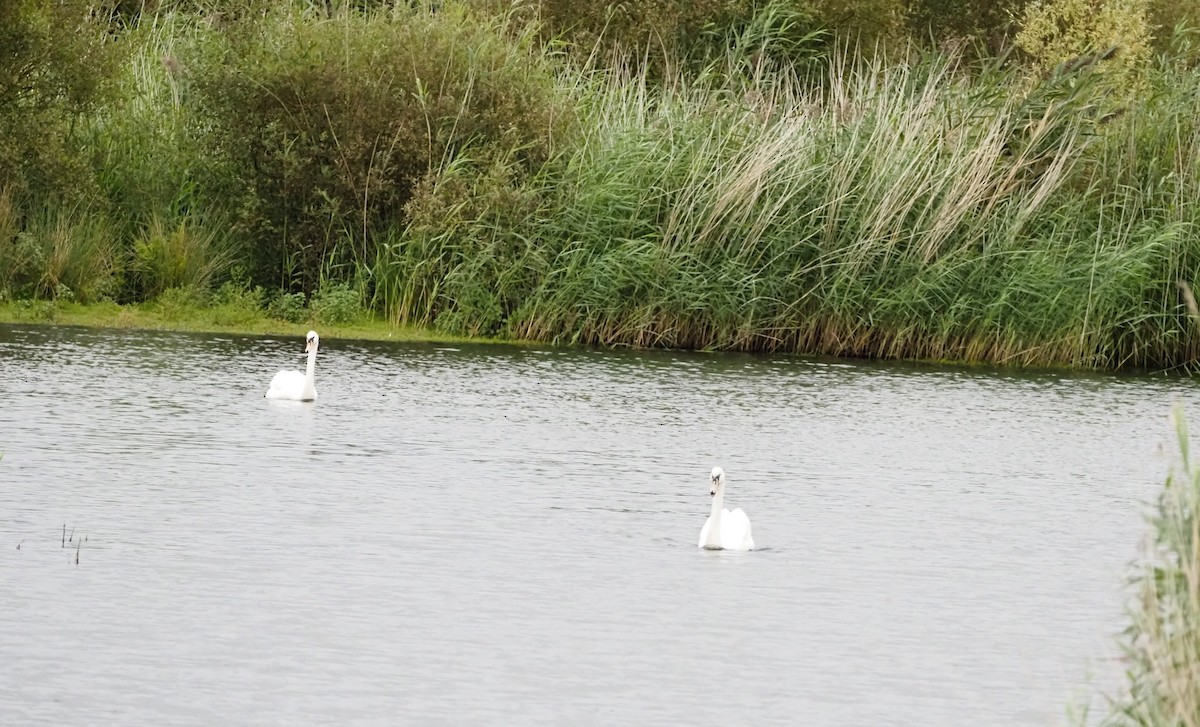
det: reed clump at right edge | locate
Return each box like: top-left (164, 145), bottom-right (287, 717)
top-left (1104, 405), bottom-right (1200, 726)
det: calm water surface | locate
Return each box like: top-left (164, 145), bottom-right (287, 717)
top-left (1, 324), bottom-right (1197, 725)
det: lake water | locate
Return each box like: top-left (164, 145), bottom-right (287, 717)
top-left (1, 323), bottom-right (1196, 725)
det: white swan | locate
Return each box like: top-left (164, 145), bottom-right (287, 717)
top-left (265, 330), bottom-right (319, 401)
top-left (698, 467), bottom-right (754, 551)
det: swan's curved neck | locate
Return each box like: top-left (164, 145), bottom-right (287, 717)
top-left (705, 485), bottom-right (725, 548)
top-left (302, 348), bottom-right (317, 399)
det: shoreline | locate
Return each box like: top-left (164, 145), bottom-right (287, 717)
top-left (0, 300), bottom-right (1148, 375)
top-left (0, 300), bottom-right (505, 347)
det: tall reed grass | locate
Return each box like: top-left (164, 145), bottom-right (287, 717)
top-left (377, 45), bottom-right (1200, 368)
top-left (88, 12), bottom-right (208, 236)
top-left (1104, 405), bottom-right (1200, 726)
top-left (0, 189), bottom-right (121, 303)
top-left (131, 215), bottom-right (232, 298)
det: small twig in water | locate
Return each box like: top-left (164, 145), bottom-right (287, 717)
top-left (62, 524), bottom-right (65, 548)
top-left (16, 540), bottom-right (23, 550)
top-left (75, 538), bottom-right (81, 566)
top-left (68, 527), bottom-right (75, 544)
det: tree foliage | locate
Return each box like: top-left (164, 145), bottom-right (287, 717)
top-left (186, 3), bottom-right (566, 290)
top-left (0, 0), bottom-right (116, 201)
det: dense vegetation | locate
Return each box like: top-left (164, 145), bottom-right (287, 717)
top-left (2, 0), bottom-right (1200, 368)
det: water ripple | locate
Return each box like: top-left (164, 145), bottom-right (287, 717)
top-left (1, 323), bottom-right (1196, 725)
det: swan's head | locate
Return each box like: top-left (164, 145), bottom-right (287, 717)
top-left (710, 466), bottom-right (725, 496)
top-left (305, 331), bottom-right (320, 353)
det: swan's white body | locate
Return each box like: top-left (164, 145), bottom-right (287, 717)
top-left (699, 467), bottom-right (754, 551)
top-left (266, 331), bottom-right (319, 401)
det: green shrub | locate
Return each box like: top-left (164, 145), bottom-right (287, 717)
top-left (0, 231), bottom-right (41, 301)
top-left (213, 279), bottom-right (262, 309)
top-left (0, 204), bottom-right (123, 303)
top-left (11, 299), bottom-right (58, 322)
top-left (311, 282), bottom-right (361, 324)
top-left (382, 150), bottom-right (545, 333)
top-left (266, 290), bottom-right (308, 323)
top-left (154, 285), bottom-right (208, 320)
top-left (1147, 0), bottom-right (1200, 53)
top-left (210, 280), bottom-right (264, 326)
top-left (0, 189), bottom-right (27, 300)
top-left (528, 0), bottom-right (755, 63)
top-left (131, 215), bottom-right (232, 299)
top-left (186, 1), bottom-right (565, 291)
top-left (524, 0), bottom-right (900, 70)
top-left (1016, 0), bottom-right (1153, 78)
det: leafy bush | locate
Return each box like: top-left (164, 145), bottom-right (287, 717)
top-left (87, 12), bottom-right (213, 244)
top-left (213, 279), bottom-right (262, 309)
top-left (0, 189), bottom-right (26, 299)
top-left (0, 204), bottom-right (122, 303)
top-left (381, 150), bottom-right (545, 333)
top-left (210, 280), bottom-right (264, 326)
top-left (11, 299), bottom-right (58, 322)
top-left (311, 282), bottom-right (361, 324)
top-left (1147, 0), bottom-right (1200, 53)
top-left (186, 1), bottom-right (565, 291)
top-left (154, 285), bottom-right (208, 320)
top-left (377, 45), bottom-right (1200, 368)
top-left (131, 215), bottom-right (232, 299)
top-left (266, 290), bottom-right (308, 323)
top-left (1016, 0), bottom-right (1153, 77)
top-left (528, 0), bottom-right (754, 62)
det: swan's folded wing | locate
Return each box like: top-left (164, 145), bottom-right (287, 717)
top-left (266, 369), bottom-right (305, 399)
top-left (723, 507), bottom-right (755, 550)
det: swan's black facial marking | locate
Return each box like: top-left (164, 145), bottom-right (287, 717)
top-left (709, 470), bottom-right (722, 496)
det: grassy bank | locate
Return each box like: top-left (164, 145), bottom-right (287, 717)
top-left (0, 299), bottom-right (486, 346)
top-left (3, 2), bottom-right (1200, 369)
